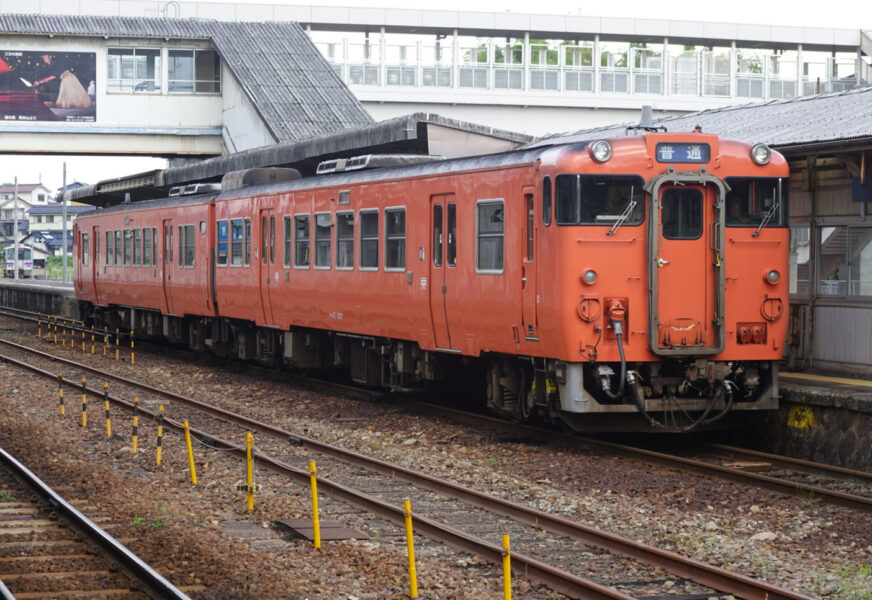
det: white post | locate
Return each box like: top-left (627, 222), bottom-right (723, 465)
top-left (593, 34), bottom-right (600, 93)
top-left (13, 176), bottom-right (18, 281)
top-left (730, 41), bottom-right (737, 98)
top-left (62, 162), bottom-right (68, 283)
top-left (663, 38), bottom-right (669, 96)
top-left (796, 44), bottom-right (803, 98)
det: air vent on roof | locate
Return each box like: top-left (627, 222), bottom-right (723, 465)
top-left (221, 167), bottom-right (302, 191)
top-left (316, 154), bottom-right (444, 175)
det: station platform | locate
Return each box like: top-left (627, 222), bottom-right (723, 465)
top-left (0, 278), bottom-right (78, 319)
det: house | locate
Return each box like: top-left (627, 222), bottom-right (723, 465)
top-left (26, 203), bottom-right (92, 256)
top-left (0, 183), bottom-right (53, 206)
top-left (0, 196), bottom-right (31, 246)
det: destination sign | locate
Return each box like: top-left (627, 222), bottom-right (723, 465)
top-left (655, 143), bottom-right (710, 164)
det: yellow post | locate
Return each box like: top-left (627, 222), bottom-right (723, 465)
top-left (309, 461), bottom-right (321, 549)
top-left (130, 329), bottom-right (135, 366)
top-left (156, 405), bottom-right (164, 466)
top-left (103, 383), bottom-right (111, 438)
top-left (90, 325), bottom-right (95, 355)
top-left (57, 372), bottom-right (65, 416)
top-left (115, 328), bottom-right (120, 362)
top-left (403, 498), bottom-right (419, 599)
top-left (62, 320), bottom-right (66, 347)
top-left (80, 377), bottom-right (87, 427)
top-left (502, 534), bottom-right (511, 600)
top-left (246, 432), bottom-right (254, 511)
top-left (132, 397), bottom-right (139, 454)
top-left (38, 313), bottom-right (42, 338)
top-left (53, 318), bottom-right (57, 344)
top-left (184, 420), bottom-right (197, 485)
top-left (81, 325), bottom-right (85, 352)
top-left (103, 326), bottom-right (108, 357)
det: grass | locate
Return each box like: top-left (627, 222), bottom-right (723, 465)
top-left (0, 490), bottom-right (16, 501)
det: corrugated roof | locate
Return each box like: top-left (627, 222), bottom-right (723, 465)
top-left (0, 14), bottom-right (373, 143)
top-left (529, 86), bottom-right (872, 153)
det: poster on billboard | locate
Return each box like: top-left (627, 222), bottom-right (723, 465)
top-left (0, 50), bottom-right (96, 122)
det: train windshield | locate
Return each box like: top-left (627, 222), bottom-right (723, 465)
top-left (724, 177), bottom-right (788, 228)
top-left (555, 175), bottom-right (645, 226)
top-left (4, 247), bottom-right (31, 260)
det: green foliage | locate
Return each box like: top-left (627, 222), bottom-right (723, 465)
top-left (45, 255), bottom-right (73, 279)
top-left (133, 514), bottom-right (145, 526)
top-left (151, 520), bottom-right (165, 528)
top-left (0, 490), bottom-right (16, 501)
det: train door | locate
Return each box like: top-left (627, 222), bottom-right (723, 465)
top-left (429, 194), bottom-right (457, 350)
top-left (651, 183), bottom-right (723, 353)
top-left (162, 220), bottom-right (175, 315)
top-left (521, 186), bottom-right (538, 339)
top-left (258, 207), bottom-right (276, 325)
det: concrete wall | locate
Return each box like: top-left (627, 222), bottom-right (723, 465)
top-left (219, 63), bottom-right (276, 153)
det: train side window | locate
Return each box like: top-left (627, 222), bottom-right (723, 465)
top-left (178, 225), bottom-right (184, 267)
top-left (244, 218), bottom-right (251, 266)
top-left (124, 229), bottom-right (132, 266)
top-left (143, 228), bottom-right (153, 266)
top-left (269, 215), bottom-right (276, 265)
top-left (314, 212), bottom-right (332, 269)
top-left (294, 214), bottom-right (310, 268)
top-left (81, 232), bottom-right (89, 267)
top-left (165, 226), bottom-right (172, 264)
top-left (447, 203), bottom-right (457, 267)
top-left (217, 220), bottom-right (228, 266)
top-left (261, 216), bottom-right (268, 265)
top-left (476, 200), bottom-right (505, 273)
top-left (525, 194), bottom-right (535, 260)
top-left (385, 208), bottom-right (406, 271)
top-left (133, 229), bottom-right (142, 266)
top-left (433, 204), bottom-right (443, 267)
top-left (230, 219), bottom-right (244, 266)
top-left (542, 176), bottom-right (552, 226)
top-left (283, 216), bottom-right (291, 267)
top-left (106, 231), bottom-right (113, 266)
top-left (359, 210), bottom-right (378, 270)
top-left (184, 224), bottom-right (195, 267)
top-left (115, 230), bottom-right (122, 266)
top-left (336, 211), bottom-right (354, 270)
top-left (152, 228), bottom-right (157, 266)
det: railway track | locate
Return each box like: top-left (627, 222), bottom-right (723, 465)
top-left (0, 444), bottom-right (191, 599)
top-left (0, 319), bottom-right (817, 600)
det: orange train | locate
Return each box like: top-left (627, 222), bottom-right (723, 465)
top-left (73, 131), bottom-right (789, 432)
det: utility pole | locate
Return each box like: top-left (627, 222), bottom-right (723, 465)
top-left (13, 176), bottom-right (19, 280)
top-left (62, 162), bottom-right (68, 283)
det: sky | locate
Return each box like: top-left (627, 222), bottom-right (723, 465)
top-left (2, 0), bottom-right (868, 195)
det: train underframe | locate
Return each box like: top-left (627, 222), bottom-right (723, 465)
top-left (82, 302), bottom-right (778, 433)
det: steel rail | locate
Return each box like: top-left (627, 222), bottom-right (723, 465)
top-left (703, 443), bottom-right (872, 482)
top-left (0, 345), bottom-right (815, 600)
top-left (0, 446), bottom-right (191, 600)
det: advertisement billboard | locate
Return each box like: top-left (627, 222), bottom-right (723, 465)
top-left (0, 50), bottom-right (96, 122)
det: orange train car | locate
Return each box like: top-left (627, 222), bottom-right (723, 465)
top-left (74, 131), bottom-right (789, 432)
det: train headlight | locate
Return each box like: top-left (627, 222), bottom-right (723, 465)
top-left (589, 140), bottom-right (612, 163)
top-left (751, 143), bottom-right (771, 165)
top-left (582, 269), bottom-right (598, 285)
top-left (765, 269), bottom-right (780, 284)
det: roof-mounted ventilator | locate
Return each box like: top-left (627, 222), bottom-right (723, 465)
top-left (625, 105), bottom-right (667, 135)
top-left (168, 183), bottom-right (222, 197)
top-left (221, 167), bottom-right (302, 192)
top-left (316, 154), bottom-right (444, 175)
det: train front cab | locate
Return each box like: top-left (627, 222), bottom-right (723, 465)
top-left (547, 134), bottom-right (789, 432)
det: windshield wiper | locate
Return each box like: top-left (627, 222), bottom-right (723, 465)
top-left (753, 180), bottom-right (782, 237)
top-left (607, 189), bottom-right (637, 237)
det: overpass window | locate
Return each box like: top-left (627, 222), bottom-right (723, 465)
top-left (107, 48), bottom-right (161, 92)
top-left (314, 213), bottom-right (332, 269)
top-left (168, 49), bottom-right (221, 93)
top-left (336, 211), bottom-right (354, 270)
top-left (294, 215), bottom-right (310, 268)
top-left (385, 208), bottom-right (406, 271)
top-left (217, 220), bottom-right (228, 266)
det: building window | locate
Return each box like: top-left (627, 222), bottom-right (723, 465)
top-left (477, 200), bottom-right (505, 272)
top-left (789, 225), bottom-right (810, 297)
top-left (47, 215), bottom-right (55, 223)
top-left (359, 210), bottom-right (378, 270)
top-left (231, 219), bottom-right (244, 266)
top-left (818, 225), bottom-right (872, 297)
top-left (314, 212), bottom-right (331, 269)
top-left (217, 220), bottom-right (228, 266)
top-left (294, 215), bottom-right (310, 268)
top-left (385, 208), bottom-right (406, 270)
top-left (108, 48), bottom-right (161, 92)
top-left (168, 49), bottom-right (221, 93)
top-left (336, 211), bottom-right (354, 270)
